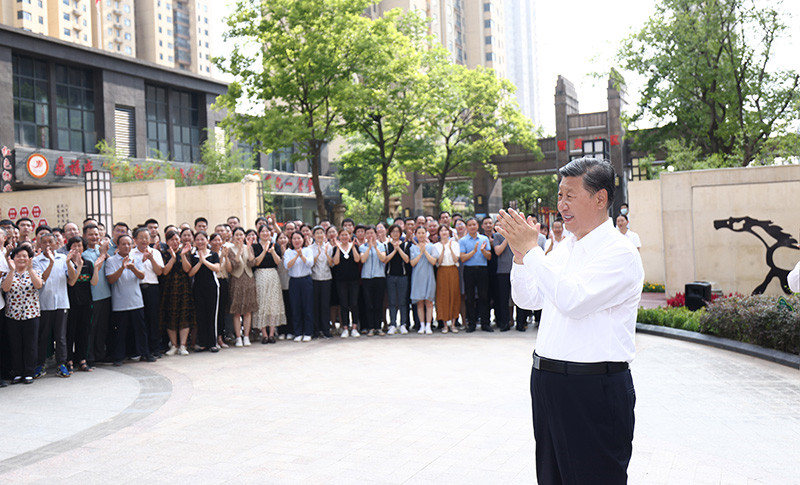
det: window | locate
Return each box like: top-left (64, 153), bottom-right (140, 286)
top-left (55, 64), bottom-right (96, 152)
top-left (159, 40), bottom-right (163, 46)
top-left (485, 35), bottom-right (492, 44)
top-left (115, 106), bottom-right (136, 157)
top-left (485, 52), bottom-right (496, 61)
top-left (13, 54), bottom-right (49, 149)
top-left (124, 18), bottom-right (130, 26)
top-left (171, 90), bottom-right (200, 163)
top-left (168, 55), bottom-right (173, 62)
top-left (125, 46), bottom-right (132, 55)
top-left (63, 13), bottom-right (70, 21)
top-left (204, 29), bottom-right (208, 36)
top-left (483, 2), bottom-right (491, 12)
top-left (63, 0), bottom-right (69, 4)
top-left (124, 33), bottom-right (130, 40)
top-left (204, 42), bottom-right (208, 48)
top-left (204, 17), bottom-right (207, 23)
top-left (108, 42), bottom-right (112, 49)
top-left (484, 19), bottom-right (492, 28)
top-left (107, 13), bottom-right (111, 20)
top-left (146, 85), bottom-right (168, 158)
top-left (167, 29), bottom-right (172, 36)
top-left (38, 16), bottom-right (43, 24)
top-left (267, 147), bottom-right (296, 173)
top-left (167, 42), bottom-right (173, 49)
top-left (158, 13), bottom-right (161, 20)
top-left (158, 27), bottom-right (162, 33)
top-left (17, 11), bottom-right (33, 21)
top-left (123, 4), bottom-right (130, 13)
top-left (159, 54), bottom-right (163, 60)
top-left (166, 16), bottom-right (171, 22)
top-left (107, 27), bottom-right (112, 35)
top-left (64, 28), bottom-right (71, 36)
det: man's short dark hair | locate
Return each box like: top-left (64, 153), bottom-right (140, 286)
top-left (438, 210), bottom-right (450, 219)
top-left (354, 224), bottom-right (366, 233)
top-left (194, 217), bottom-right (208, 226)
top-left (114, 221), bottom-right (129, 231)
top-left (342, 218), bottom-right (354, 226)
top-left (558, 156), bottom-right (615, 209)
top-left (83, 223), bottom-right (98, 234)
top-left (144, 218), bottom-right (159, 226)
top-left (17, 217), bottom-right (33, 226)
top-left (83, 217), bottom-right (97, 226)
top-left (0, 219), bottom-right (14, 227)
top-left (133, 227), bottom-right (150, 239)
top-left (35, 226), bottom-right (52, 236)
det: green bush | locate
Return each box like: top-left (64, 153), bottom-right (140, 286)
top-left (698, 294), bottom-right (800, 354)
top-left (643, 282), bottom-right (666, 293)
top-left (638, 306), bottom-right (703, 331)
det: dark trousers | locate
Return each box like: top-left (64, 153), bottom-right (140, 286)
top-left (312, 279), bottom-right (332, 337)
top-left (515, 307), bottom-right (542, 329)
top-left (463, 266), bottom-right (489, 328)
top-left (112, 308), bottom-right (149, 363)
top-left (141, 284), bottom-right (162, 354)
top-left (66, 303), bottom-right (91, 363)
top-left (289, 276), bottom-right (313, 337)
top-left (38, 309), bottom-right (68, 366)
top-left (386, 275), bottom-right (410, 327)
top-left (531, 365), bottom-right (635, 485)
top-left (88, 297), bottom-right (111, 364)
top-left (278, 289), bottom-right (292, 336)
top-left (0, 315), bottom-right (9, 380)
top-left (361, 277), bottom-right (386, 331)
top-left (495, 273), bottom-right (511, 330)
top-left (218, 278), bottom-right (233, 339)
top-left (336, 279), bottom-right (360, 329)
top-left (193, 284), bottom-right (219, 349)
top-left (6, 318), bottom-right (38, 378)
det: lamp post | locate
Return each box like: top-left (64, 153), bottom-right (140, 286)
top-left (84, 170), bottom-right (113, 231)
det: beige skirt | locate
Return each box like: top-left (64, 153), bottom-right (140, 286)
top-left (252, 268), bottom-right (286, 328)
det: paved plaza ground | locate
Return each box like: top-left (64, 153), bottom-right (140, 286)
top-left (1, 327), bottom-right (799, 484)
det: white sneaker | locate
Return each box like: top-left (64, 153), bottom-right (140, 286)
top-left (387, 326), bottom-right (397, 335)
top-left (243, 336), bottom-right (251, 346)
top-left (234, 337), bottom-right (243, 347)
top-left (165, 344), bottom-right (178, 356)
top-left (278, 334), bottom-right (286, 340)
top-left (351, 328), bottom-right (360, 338)
top-left (425, 323), bottom-right (433, 335)
top-left (418, 324), bottom-right (425, 334)
top-left (293, 336), bottom-right (303, 342)
top-left (302, 335), bottom-right (311, 342)
top-left (399, 325), bottom-right (408, 334)
top-left (178, 345), bottom-right (189, 356)
top-left (287, 334), bottom-right (295, 340)
top-left (341, 328), bottom-right (349, 338)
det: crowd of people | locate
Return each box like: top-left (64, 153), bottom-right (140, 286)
top-left (0, 206), bottom-right (640, 387)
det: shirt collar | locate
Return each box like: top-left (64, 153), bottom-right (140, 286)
top-left (572, 218), bottom-right (615, 252)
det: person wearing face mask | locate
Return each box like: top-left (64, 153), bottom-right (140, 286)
top-left (619, 203), bottom-right (631, 227)
top-left (616, 214), bottom-right (641, 252)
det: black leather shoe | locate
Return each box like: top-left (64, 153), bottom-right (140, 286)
top-left (0, 380), bottom-right (7, 388)
top-left (466, 325), bottom-right (476, 333)
top-left (482, 326), bottom-right (494, 332)
top-left (143, 355), bottom-right (157, 362)
top-left (499, 326), bottom-right (511, 332)
top-left (516, 325), bottom-right (527, 332)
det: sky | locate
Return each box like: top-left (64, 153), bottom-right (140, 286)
top-left (207, 0), bottom-right (800, 136)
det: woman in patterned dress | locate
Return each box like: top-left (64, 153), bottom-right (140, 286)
top-left (160, 229), bottom-right (195, 356)
top-left (252, 224), bottom-right (285, 344)
top-left (225, 227), bottom-right (258, 347)
top-left (3, 245), bottom-right (44, 384)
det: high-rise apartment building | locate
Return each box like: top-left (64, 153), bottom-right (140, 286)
top-left (0, 0), bottom-right (213, 77)
top-left (369, 0), bottom-right (508, 77)
top-left (504, 0), bottom-right (538, 125)
top-left (94, 0), bottom-right (136, 57)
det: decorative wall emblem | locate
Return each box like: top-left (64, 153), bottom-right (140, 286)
top-left (714, 216), bottom-right (800, 294)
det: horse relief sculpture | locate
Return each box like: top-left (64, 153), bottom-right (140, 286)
top-left (714, 216), bottom-right (799, 295)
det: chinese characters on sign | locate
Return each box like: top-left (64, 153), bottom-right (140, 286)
top-left (264, 174), bottom-right (315, 194)
top-left (1, 146), bottom-right (13, 192)
top-left (54, 156), bottom-right (94, 178)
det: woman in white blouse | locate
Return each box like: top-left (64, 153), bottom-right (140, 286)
top-left (616, 214), bottom-right (641, 251)
top-left (434, 224), bottom-right (461, 333)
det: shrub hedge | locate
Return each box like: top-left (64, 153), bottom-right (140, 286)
top-left (638, 294), bottom-right (800, 354)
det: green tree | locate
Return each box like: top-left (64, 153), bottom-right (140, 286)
top-left (339, 9), bottom-right (435, 219)
top-left (413, 61), bottom-right (540, 210)
top-left (502, 175), bottom-right (558, 216)
top-left (197, 133), bottom-right (254, 185)
top-left (618, 0), bottom-right (800, 166)
top-left (215, 0), bottom-right (376, 220)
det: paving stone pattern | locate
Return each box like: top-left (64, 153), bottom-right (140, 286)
top-left (0, 330), bottom-right (798, 484)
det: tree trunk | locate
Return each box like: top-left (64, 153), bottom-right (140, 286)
top-left (309, 141), bottom-right (328, 221)
top-left (380, 162), bottom-right (390, 220)
top-left (434, 173), bottom-right (447, 213)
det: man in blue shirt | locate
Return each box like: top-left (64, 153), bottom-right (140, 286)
top-left (106, 234), bottom-right (154, 365)
top-left (459, 218), bottom-right (493, 332)
top-left (83, 224), bottom-right (111, 368)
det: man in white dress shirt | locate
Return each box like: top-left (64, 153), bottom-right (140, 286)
top-left (498, 157), bottom-right (644, 485)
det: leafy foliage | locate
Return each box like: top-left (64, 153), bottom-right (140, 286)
top-left (501, 175), bottom-right (558, 215)
top-left (699, 294), bottom-right (800, 354)
top-left (643, 282), bottom-right (665, 293)
top-left (215, 0), bottom-right (377, 220)
top-left (619, 0), bottom-right (800, 167)
top-left (638, 306), bottom-right (704, 332)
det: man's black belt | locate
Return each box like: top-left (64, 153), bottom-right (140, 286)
top-left (533, 352), bottom-right (628, 376)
